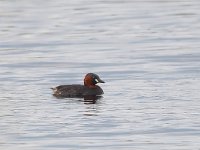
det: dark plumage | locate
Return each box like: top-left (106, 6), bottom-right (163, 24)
top-left (51, 73), bottom-right (105, 98)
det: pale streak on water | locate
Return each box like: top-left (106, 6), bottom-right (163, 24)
top-left (0, 0), bottom-right (200, 150)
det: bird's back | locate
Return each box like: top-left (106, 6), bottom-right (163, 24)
top-left (51, 84), bottom-right (104, 97)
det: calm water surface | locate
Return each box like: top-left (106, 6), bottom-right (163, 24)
top-left (1, 0), bottom-right (200, 150)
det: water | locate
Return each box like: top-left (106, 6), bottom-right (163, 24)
top-left (1, 0), bottom-right (200, 149)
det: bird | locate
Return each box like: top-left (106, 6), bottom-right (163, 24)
top-left (51, 73), bottom-right (105, 98)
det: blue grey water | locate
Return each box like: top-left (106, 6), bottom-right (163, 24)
top-left (0, 0), bottom-right (200, 149)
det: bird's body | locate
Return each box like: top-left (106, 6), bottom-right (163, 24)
top-left (51, 73), bottom-right (105, 98)
top-left (51, 84), bottom-right (104, 97)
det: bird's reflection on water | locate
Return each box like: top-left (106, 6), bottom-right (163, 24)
top-left (53, 95), bottom-right (103, 104)
top-left (83, 95), bottom-right (103, 104)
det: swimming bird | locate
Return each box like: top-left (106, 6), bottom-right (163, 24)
top-left (51, 73), bottom-right (105, 98)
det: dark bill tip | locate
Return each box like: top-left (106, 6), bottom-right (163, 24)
top-left (97, 78), bottom-right (105, 83)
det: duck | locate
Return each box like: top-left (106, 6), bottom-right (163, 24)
top-left (51, 73), bottom-right (105, 98)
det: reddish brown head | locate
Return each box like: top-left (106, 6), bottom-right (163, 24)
top-left (84, 73), bottom-right (105, 87)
